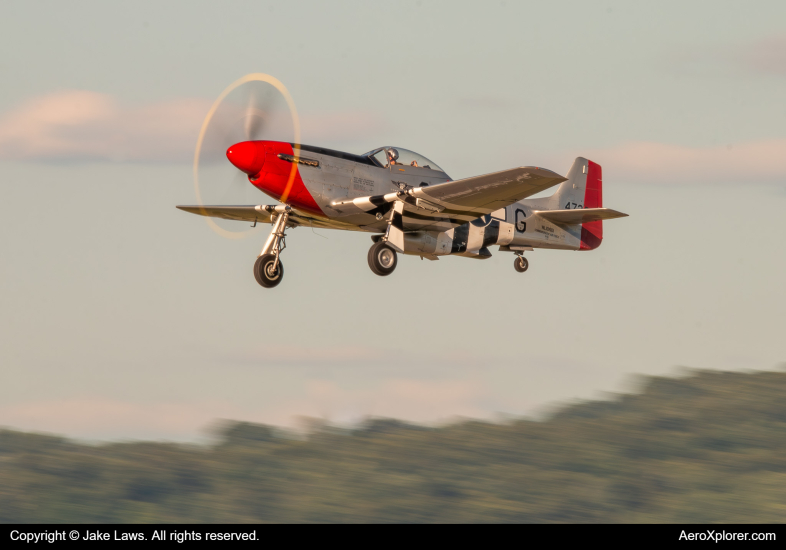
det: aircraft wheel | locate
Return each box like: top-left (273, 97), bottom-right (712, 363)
top-left (254, 254), bottom-right (284, 288)
top-left (514, 256), bottom-right (529, 273)
top-left (368, 241), bottom-right (397, 276)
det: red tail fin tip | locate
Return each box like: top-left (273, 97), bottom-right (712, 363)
top-left (580, 160), bottom-right (603, 250)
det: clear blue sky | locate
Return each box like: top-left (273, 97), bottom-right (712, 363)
top-left (1, 0), bottom-right (784, 440)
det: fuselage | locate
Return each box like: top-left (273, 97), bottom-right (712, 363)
top-left (230, 141), bottom-right (598, 257)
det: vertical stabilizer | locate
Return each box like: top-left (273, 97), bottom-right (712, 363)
top-left (549, 157), bottom-right (603, 250)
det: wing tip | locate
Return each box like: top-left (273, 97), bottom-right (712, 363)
top-left (176, 205), bottom-right (201, 214)
top-left (521, 166), bottom-right (566, 180)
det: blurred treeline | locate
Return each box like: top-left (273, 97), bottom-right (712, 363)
top-left (2, 369), bottom-right (786, 523)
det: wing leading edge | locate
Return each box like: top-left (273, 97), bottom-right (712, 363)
top-left (415, 166), bottom-right (566, 209)
top-left (175, 205), bottom-right (360, 231)
top-left (179, 167), bottom-right (568, 234)
top-left (407, 166), bottom-right (566, 230)
top-left (177, 205), bottom-right (272, 223)
top-left (332, 166), bottom-right (567, 231)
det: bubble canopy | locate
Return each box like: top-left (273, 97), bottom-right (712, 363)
top-left (362, 147), bottom-right (446, 173)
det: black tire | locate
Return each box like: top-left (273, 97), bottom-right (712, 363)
top-left (514, 256), bottom-right (529, 273)
top-left (254, 254), bottom-right (284, 288)
top-left (368, 241), bottom-right (397, 276)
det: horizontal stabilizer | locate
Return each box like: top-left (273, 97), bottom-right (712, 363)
top-left (535, 208), bottom-right (628, 225)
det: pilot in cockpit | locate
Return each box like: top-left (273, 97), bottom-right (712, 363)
top-left (386, 148), bottom-right (399, 166)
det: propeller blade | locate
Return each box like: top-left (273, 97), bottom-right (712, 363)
top-left (244, 93), bottom-right (261, 140)
top-left (192, 74), bottom-right (300, 239)
top-left (244, 85), bottom-right (276, 140)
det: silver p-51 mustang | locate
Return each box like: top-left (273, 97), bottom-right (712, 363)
top-left (178, 141), bottom-right (628, 288)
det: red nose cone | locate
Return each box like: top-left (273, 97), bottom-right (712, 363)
top-left (226, 141), bottom-right (265, 176)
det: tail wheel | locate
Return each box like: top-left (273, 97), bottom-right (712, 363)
top-left (368, 241), bottom-right (398, 276)
top-left (254, 254), bottom-right (284, 288)
top-left (514, 256), bottom-right (529, 273)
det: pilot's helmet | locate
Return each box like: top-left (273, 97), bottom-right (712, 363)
top-left (386, 148), bottom-right (399, 161)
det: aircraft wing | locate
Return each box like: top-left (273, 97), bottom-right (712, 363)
top-left (536, 208), bottom-right (629, 225)
top-left (176, 205), bottom-right (361, 231)
top-left (413, 166), bottom-right (566, 213)
top-left (405, 166), bottom-right (566, 230)
top-left (177, 205), bottom-right (273, 223)
top-left (332, 166), bottom-right (567, 232)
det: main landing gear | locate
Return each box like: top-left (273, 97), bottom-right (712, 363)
top-left (368, 202), bottom-right (401, 277)
top-left (513, 255), bottom-right (529, 273)
top-left (368, 240), bottom-right (397, 276)
top-left (254, 207), bottom-right (290, 288)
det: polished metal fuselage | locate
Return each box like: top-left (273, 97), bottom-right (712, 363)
top-left (281, 149), bottom-right (583, 258)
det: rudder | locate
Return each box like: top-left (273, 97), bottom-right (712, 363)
top-left (549, 157), bottom-right (603, 250)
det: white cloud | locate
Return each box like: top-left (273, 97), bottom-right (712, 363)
top-left (583, 139), bottom-right (786, 185)
top-left (660, 34), bottom-right (786, 79)
top-left (0, 398), bottom-right (240, 441)
top-left (739, 35), bottom-right (786, 77)
top-left (0, 90), bottom-right (210, 162)
top-left (0, 378), bottom-right (489, 441)
top-left (0, 90), bottom-right (386, 163)
top-left (276, 378), bottom-right (489, 427)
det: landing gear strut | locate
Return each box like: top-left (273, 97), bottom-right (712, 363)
top-left (254, 207), bottom-right (290, 288)
top-left (513, 255), bottom-right (529, 273)
top-left (368, 201), bottom-right (401, 277)
top-left (368, 240), bottom-right (397, 276)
